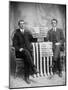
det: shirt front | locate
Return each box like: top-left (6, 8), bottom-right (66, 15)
top-left (53, 27), bottom-right (56, 32)
top-left (20, 28), bottom-right (24, 34)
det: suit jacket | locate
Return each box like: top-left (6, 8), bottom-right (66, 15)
top-left (47, 28), bottom-right (64, 43)
top-left (47, 28), bottom-right (65, 51)
top-left (13, 29), bottom-right (37, 52)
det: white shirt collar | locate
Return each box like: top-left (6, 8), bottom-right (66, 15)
top-left (53, 27), bottom-right (56, 32)
top-left (20, 28), bottom-right (24, 33)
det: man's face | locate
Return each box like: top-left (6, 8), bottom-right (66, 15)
top-left (19, 21), bottom-right (24, 29)
top-left (51, 20), bottom-right (57, 28)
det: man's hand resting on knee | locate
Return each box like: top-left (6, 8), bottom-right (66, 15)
top-left (55, 42), bottom-right (61, 46)
top-left (19, 48), bottom-right (24, 52)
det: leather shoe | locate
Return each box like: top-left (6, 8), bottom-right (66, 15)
top-left (25, 78), bottom-right (31, 84)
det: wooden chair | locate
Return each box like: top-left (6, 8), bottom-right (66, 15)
top-left (60, 50), bottom-right (65, 71)
top-left (60, 43), bottom-right (66, 71)
top-left (11, 47), bottom-right (24, 77)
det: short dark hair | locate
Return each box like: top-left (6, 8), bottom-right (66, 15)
top-left (51, 19), bottom-right (58, 24)
top-left (18, 20), bottom-right (24, 26)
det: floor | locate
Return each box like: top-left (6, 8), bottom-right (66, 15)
top-left (10, 71), bottom-right (66, 88)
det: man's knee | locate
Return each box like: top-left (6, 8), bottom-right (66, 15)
top-left (24, 49), bottom-right (30, 55)
top-left (23, 49), bottom-right (32, 60)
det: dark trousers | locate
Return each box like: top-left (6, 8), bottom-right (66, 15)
top-left (16, 49), bottom-right (36, 78)
top-left (53, 45), bottom-right (62, 74)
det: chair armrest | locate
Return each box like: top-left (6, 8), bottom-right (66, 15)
top-left (11, 47), bottom-right (15, 50)
top-left (10, 46), bottom-right (15, 55)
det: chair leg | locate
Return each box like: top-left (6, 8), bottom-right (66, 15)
top-left (14, 64), bottom-right (18, 78)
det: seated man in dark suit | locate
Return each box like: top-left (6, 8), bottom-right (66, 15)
top-left (46, 19), bottom-right (65, 77)
top-left (13, 20), bottom-right (37, 84)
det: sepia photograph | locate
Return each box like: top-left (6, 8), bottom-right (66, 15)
top-left (9, 1), bottom-right (66, 89)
